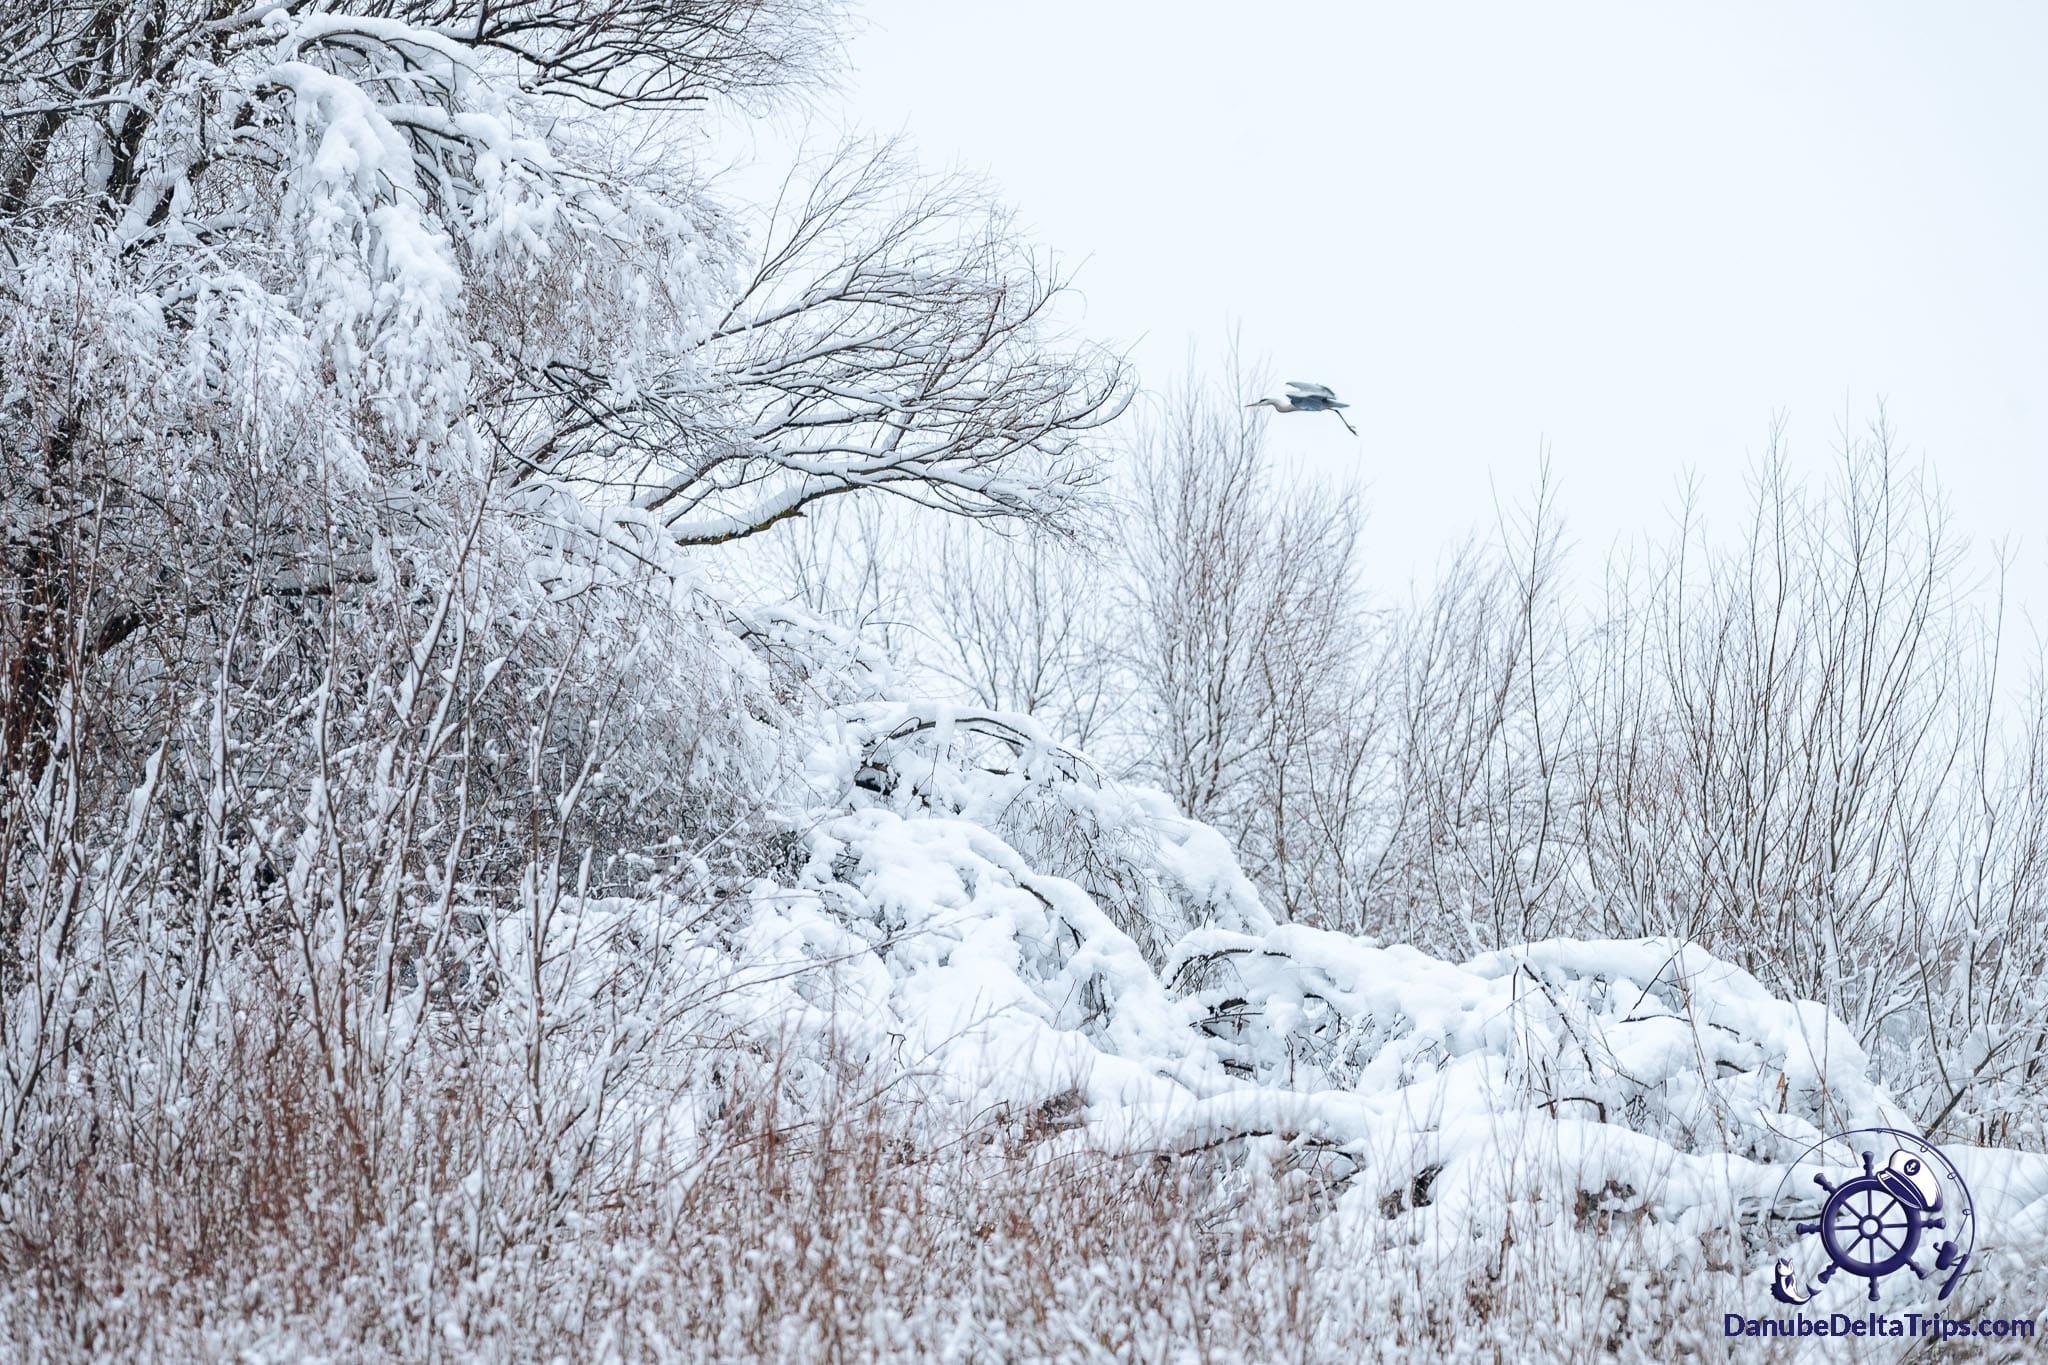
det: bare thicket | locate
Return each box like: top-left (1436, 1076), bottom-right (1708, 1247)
top-left (917, 520), bottom-right (1122, 752)
top-left (1116, 374), bottom-right (1378, 925)
top-left (905, 385), bottom-right (2048, 1146)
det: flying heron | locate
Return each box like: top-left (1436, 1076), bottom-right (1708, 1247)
top-left (1248, 381), bottom-right (1358, 436)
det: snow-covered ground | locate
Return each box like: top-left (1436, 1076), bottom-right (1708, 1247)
top-left (16, 668), bottom-right (2047, 1360)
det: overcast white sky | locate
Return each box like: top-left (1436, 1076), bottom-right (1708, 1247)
top-left (760, 2), bottom-right (2048, 606)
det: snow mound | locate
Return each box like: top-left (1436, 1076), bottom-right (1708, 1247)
top-left (720, 699), bottom-right (2048, 1322)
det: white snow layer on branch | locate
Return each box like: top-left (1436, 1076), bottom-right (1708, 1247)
top-left (7, 5), bottom-right (1121, 565)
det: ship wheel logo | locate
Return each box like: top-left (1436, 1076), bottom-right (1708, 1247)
top-left (1768, 1128), bottom-right (1974, 1305)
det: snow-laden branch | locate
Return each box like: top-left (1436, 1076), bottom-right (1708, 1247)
top-left (0, 4), bottom-right (1128, 723)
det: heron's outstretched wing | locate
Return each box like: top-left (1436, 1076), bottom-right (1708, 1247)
top-left (1286, 380), bottom-right (1337, 399)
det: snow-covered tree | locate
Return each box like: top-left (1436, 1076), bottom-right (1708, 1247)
top-left (0, 3), bottom-right (1137, 1329)
top-left (0, 0), bottom-right (1125, 779)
